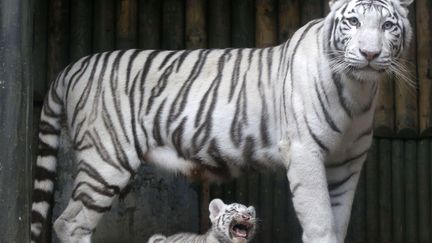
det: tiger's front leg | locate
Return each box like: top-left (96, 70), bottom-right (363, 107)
top-left (282, 141), bottom-right (337, 243)
top-left (326, 154), bottom-right (367, 243)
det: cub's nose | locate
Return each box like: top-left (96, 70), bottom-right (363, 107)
top-left (241, 214), bottom-right (251, 221)
top-left (359, 48), bottom-right (381, 61)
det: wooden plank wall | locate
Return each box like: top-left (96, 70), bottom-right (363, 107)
top-left (31, 0), bottom-right (432, 243)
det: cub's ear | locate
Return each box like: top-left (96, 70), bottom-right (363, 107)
top-left (247, 206), bottom-right (256, 218)
top-left (209, 199), bottom-right (226, 222)
top-left (399, 0), bottom-right (414, 8)
top-left (329, 0), bottom-right (349, 10)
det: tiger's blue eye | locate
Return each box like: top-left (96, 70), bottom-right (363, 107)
top-left (347, 17), bottom-right (360, 27)
top-left (383, 21), bottom-right (394, 30)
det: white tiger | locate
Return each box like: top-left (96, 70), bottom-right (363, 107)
top-left (31, 0), bottom-right (413, 242)
top-left (147, 199), bottom-right (256, 243)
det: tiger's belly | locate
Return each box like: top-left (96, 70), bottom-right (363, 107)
top-left (143, 141), bottom-right (284, 182)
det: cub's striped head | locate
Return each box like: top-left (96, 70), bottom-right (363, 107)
top-left (327, 0), bottom-right (413, 82)
top-left (209, 199), bottom-right (256, 243)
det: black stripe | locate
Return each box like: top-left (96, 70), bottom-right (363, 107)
top-left (138, 51), bottom-right (161, 115)
top-left (101, 96), bottom-right (135, 175)
top-left (230, 81), bottom-right (248, 147)
top-left (145, 61), bottom-right (175, 114)
top-left (72, 192), bottom-right (111, 213)
top-left (328, 172), bottom-right (357, 191)
top-left (332, 72), bottom-right (353, 118)
top-left (168, 50), bottom-right (211, 128)
top-left (314, 79), bottom-right (341, 133)
top-left (304, 115), bottom-right (329, 153)
top-left (158, 51), bottom-right (176, 70)
top-left (31, 210), bottom-right (45, 224)
top-left (153, 99), bottom-right (167, 146)
top-left (125, 49), bottom-right (141, 93)
top-left (326, 150), bottom-right (368, 168)
top-left (176, 50), bottom-right (193, 72)
top-left (172, 117), bottom-right (187, 157)
top-left (38, 121), bottom-right (60, 135)
top-left (38, 139), bottom-right (58, 157)
top-left (229, 49), bottom-right (243, 102)
top-left (206, 139), bottom-right (231, 179)
top-left (109, 50), bottom-right (131, 143)
top-left (89, 51), bottom-right (114, 124)
top-left (74, 181), bottom-right (116, 198)
top-left (32, 189), bottom-right (52, 203)
top-left (76, 160), bottom-right (121, 195)
top-left (130, 71), bottom-right (147, 161)
top-left (68, 55), bottom-right (92, 95)
top-left (86, 131), bottom-right (123, 172)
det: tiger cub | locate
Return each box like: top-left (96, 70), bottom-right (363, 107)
top-left (148, 199), bottom-right (256, 243)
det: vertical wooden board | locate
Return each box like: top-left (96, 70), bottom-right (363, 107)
top-left (300, 0), bottom-right (323, 25)
top-left (93, 0), bottom-right (115, 52)
top-left (259, 172), bottom-right (274, 242)
top-left (346, 168), bottom-right (366, 243)
top-left (430, 139), bottom-right (432, 240)
top-left (199, 182), bottom-right (210, 233)
top-left (392, 140), bottom-right (405, 243)
top-left (404, 140), bottom-right (418, 243)
top-left (247, 172), bottom-right (260, 240)
top-left (138, 0), bottom-right (161, 49)
top-left (162, 0), bottom-right (185, 50)
top-left (47, 0), bottom-right (70, 83)
top-left (223, 180), bottom-right (236, 203)
top-left (379, 139), bottom-right (392, 243)
top-left (286, 180), bottom-right (303, 243)
top-left (210, 183), bottom-right (224, 200)
top-left (231, 0), bottom-right (255, 47)
top-left (32, 0), bottom-right (49, 102)
top-left (186, 0), bottom-right (206, 49)
top-left (278, 0), bottom-right (300, 42)
top-left (0, 0), bottom-right (33, 241)
top-left (207, 0), bottom-right (231, 48)
top-left (256, 0), bottom-right (277, 47)
top-left (116, 0), bottom-right (138, 49)
top-left (374, 78), bottom-right (395, 137)
top-left (394, 5), bottom-right (418, 138)
top-left (417, 139), bottom-right (430, 242)
top-left (366, 139), bottom-right (379, 243)
top-left (272, 170), bottom-right (290, 242)
top-left (235, 173), bottom-right (248, 204)
top-left (323, 0), bottom-right (330, 15)
top-left (70, 0), bottom-right (92, 62)
top-left (416, 0), bottom-right (432, 136)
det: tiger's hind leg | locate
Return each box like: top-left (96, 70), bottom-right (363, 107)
top-left (53, 147), bottom-right (140, 243)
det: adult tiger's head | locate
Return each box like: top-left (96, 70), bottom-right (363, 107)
top-left (325, 0), bottom-right (413, 82)
top-left (209, 199), bottom-right (256, 243)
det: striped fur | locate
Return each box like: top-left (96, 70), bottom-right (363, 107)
top-left (31, 1), bottom-right (413, 242)
top-left (147, 199), bottom-right (256, 243)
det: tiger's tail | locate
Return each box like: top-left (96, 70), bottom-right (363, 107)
top-left (147, 234), bottom-right (167, 243)
top-left (30, 74), bottom-right (65, 243)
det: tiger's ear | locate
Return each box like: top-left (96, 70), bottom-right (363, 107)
top-left (399, 0), bottom-right (414, 8)
top-left (328, 0), bottom-right (349, 10)
top-left (209, 199), bottom-right (226, 222)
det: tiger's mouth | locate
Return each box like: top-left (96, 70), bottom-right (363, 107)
top-left (230, 219), bottom-right (254, 240)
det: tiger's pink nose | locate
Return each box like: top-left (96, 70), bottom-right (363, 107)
top-left (241, 214), bottom-right (251, 221)
top-left (359, 48), bottom-right (381, 61)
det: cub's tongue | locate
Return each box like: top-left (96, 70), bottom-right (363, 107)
top-left (234, 228), bottom-right (247, 238)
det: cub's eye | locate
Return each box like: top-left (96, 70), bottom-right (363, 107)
top-left (347, 17), bottom-right (360, 27)
top-left (383, 21), bottom-right (394, 30)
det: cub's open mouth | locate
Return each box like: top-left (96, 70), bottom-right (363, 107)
top-left (230, 220), bottom-right (254, 239)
